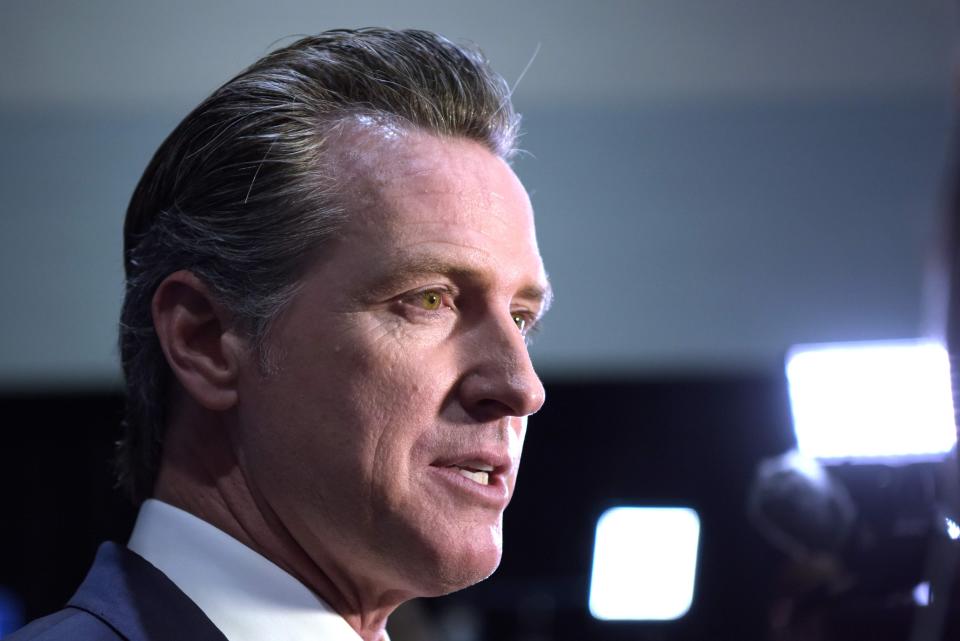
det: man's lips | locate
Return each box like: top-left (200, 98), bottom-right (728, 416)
top-left (442, 460), bottom-right (496, 485)
top-left (431, 451), bottom-right (512, 480)
top-left (429, 451), bottom-right (514, 505)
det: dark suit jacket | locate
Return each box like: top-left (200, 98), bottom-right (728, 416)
top-left (7, 543), bottom-right (227, 641)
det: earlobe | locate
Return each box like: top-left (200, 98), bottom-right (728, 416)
top-left (152, 270), bottom-right (242, 412)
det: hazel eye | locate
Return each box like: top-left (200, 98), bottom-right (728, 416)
top-left (418, 290), bottom-right (443, 311)
top-left (512, 313), bottom-right (527, 333)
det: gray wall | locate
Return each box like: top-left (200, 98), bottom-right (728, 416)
top-left (1, 0), bottom-right (955, 387)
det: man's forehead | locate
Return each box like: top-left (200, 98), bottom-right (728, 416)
top-left (332, 128), bottom-right (530, 227)
top-left (327, 115), bottom-right (410, 183)
top-left (330, 118), bottom-right (519, 202)
top-left (322, 118), bottom-right (547, 298)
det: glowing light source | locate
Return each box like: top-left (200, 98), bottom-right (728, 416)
top-left (946, 517), bottom-right (960, 541)
top-left (785, 340), bottom-right (957, 462)
top-left (913, 581), bottom-right (931, 607)
top-left (588, 507), bottom-right (700, 621)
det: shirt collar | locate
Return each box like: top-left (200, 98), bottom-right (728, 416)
top-left (128, 499), bottom-right (374, 641)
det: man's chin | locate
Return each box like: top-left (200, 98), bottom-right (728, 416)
top-left (380, 505), bottom-right (507, 596)
top-left (407, 531), bottom-right (504, 596)
top-left (421, 550), bottom-right (502, 596)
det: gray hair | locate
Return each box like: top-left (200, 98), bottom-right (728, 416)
top-left (117, 28), bottom-right (521, 503)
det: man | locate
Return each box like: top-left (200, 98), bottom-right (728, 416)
top-left (11, 28), bottom-right (549, 641)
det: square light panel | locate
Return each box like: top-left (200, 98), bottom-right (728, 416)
top-left (588, 506), bottom-right (700, 621)
top-left (786, 340), bottom-right (956, 462)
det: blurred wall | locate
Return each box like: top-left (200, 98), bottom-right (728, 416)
top-left (0, 0), bottom-right (954, 387)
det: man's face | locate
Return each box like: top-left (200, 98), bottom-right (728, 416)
top-left (231, 129), bottom-right (549, 596)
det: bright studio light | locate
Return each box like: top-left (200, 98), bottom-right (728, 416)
top-left (786, 340), bottom-right (957, 463)
top-left (946, 517), bottom-right (960, 541)
top-left (588, 507), bottom-right (700, 621)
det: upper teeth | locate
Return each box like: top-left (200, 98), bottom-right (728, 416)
top-left (455, 467), bottom-right (490, 485)
top-left (461, 462), bottom-right (494, 472)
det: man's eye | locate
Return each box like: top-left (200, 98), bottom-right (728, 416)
top-left (512, 313), bottom-right (527, 333)
top-left (418, 290), bottom-right (444, 311)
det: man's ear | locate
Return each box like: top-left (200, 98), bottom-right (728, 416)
top-left (152, 270), bottom-right (246, 411)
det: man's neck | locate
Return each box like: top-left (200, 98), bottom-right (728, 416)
top-left (152, 405), bottom-right (401, 641)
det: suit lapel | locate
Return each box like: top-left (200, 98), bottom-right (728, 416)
top-left (67, 543), bottom-right (228, 641)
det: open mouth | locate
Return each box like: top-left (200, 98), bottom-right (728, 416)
top-left (447, 462), bottom-right (494, 486)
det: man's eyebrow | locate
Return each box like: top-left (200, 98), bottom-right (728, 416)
top-left (519, 280), bottom-right (553, 315)
top-left (366, 255), bottom-right (553, 311)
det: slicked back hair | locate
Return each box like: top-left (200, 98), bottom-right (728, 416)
top-left (118, 28), bottom-right (521, 503)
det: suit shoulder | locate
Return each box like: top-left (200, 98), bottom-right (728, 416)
top-left (5, 607), bottom-right (122, 640)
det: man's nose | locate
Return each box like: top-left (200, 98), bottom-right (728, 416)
top-left (458, 314), bottom-right (546, 422)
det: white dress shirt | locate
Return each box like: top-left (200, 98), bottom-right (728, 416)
top-left (128, 499), bottom-right (375, 641)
